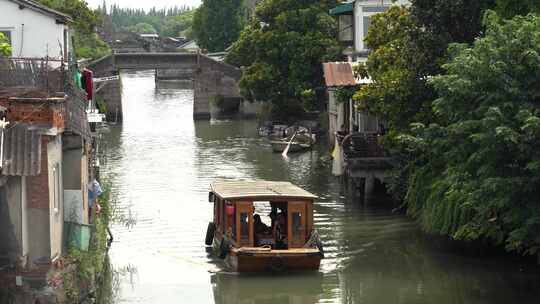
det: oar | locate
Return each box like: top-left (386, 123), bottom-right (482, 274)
top-left (282, 131), bottom-right (298, 157)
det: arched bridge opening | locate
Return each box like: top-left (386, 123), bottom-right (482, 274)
top-left (88, 53), bottom-right (243, 121)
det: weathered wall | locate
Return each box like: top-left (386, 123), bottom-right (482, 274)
top-left (239, 100), bottom-right (263, 119)
top-left (27, 137), bottom-right (49, 209)
top-left (5, 177), bottom-right (22, 258)
top-left (62, 135), bottom-right (89, 224)
top-left (27, 208), bottom-right (49, 265)
top-left (0, 0), bottom-right (69, 60)
top-left (47, 136), bottom-right (63, 260)
top-left (156, 69), bottom-right (194, 81)
top-left (0, 98), bottom-right (65, 131)
top-left (24, 137), bottom-right (51, 266)
top-left (0, 181), bottom-right (19, 263)
top-left (194, 69), bottom-right (244, 119)
top-left (96, 78), bottom-right (123, 123)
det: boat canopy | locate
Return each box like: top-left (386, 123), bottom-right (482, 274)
top-left (210, 180), bottom-right (318, 201)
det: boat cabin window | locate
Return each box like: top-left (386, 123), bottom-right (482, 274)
top-left (250, 201), bottom-right (291, 249)
top-left (288, 202), bottom-right (308, 248)
top-left (219, 199), bottom-right (312, 249)
top-left (235, 201), bottom-right (253, 246)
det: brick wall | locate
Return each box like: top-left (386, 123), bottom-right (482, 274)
top-left (27, 137), bottom-right (50, 210)
top-left (0, 97), bottom-right (65, 130)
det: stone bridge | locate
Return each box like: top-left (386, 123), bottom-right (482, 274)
top-left (88, 52), bottom-right (243, 120)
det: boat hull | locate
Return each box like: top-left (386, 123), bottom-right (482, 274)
top-left (227, 249), bottom-right (322, 273)
top-left (270, 142), bottom-right (311, 153)
top-left (212, 238), bottom-right (322, 272)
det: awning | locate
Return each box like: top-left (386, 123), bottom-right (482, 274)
top-left (2, 124), bottom-right (42, 176)
top-left (323, 62), bottom-right (357, 87)
top-left (330, 2), bottom-right (354, 15)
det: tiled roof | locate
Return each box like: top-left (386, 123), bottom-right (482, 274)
top-left (8, 0), bottom-right (73, 23)
top-left (322, 62), bottom-right (357, 87)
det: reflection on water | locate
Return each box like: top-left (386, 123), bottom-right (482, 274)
top-left (101, 71), bottom-right (540, 304)
top-left (211, 273), bottom-right (327, 304)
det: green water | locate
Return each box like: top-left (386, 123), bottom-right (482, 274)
top-left (100, 71), bottom-right (540, 304)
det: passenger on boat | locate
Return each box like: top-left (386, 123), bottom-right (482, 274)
top-left (254, 214), bottom-right (273, 246)
top-left (254, 214), bottom-right (269, 234)
top-left (274, 212), bottom-right (288, 249)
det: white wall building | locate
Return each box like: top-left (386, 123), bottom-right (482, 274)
top-left (332, 0), bottom-right (410, 62)
top-left (0, 0), bottom-right (72, 60)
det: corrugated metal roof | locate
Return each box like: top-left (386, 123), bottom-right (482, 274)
top-left (323, 62), bottom-right (357, 87)
top-left (211, 180), bottom-right (318, 201)
top-left (2, 124), bottom-right (42, 176)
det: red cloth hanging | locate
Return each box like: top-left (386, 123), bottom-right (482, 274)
top-left (82, 69), bottom-right (94, 101)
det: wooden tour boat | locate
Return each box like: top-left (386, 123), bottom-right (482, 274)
top-left (205, 180), bottom-right (324, 273)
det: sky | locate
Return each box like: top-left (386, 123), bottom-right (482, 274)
top-left (86, 0), bottom-right (201, 11)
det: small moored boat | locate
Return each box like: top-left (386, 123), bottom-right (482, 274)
top-left (205, 180), bottom-right (324, 272)
top-left (270, 132), bottom-right (316, 153)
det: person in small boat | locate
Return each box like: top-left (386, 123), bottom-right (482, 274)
top-left (254, 214), bottom-right (269, 234)
top-left (273, 212), bottom-right (288, 249)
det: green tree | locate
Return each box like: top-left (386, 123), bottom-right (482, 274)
top-left (192, 0), bottom-right (244, 52)
top-left (161, 11), bottom-right (195, 37)
top-left (225, 0), bottom-right (341, 119)
top-left (353, 6), bottom-right (436, 131)
top-left (495, 0), bottom-right (540, 18)
top-left (400, 12), bottom-right (540, 255)
top-left (354, 0), bottom-right (497, 131)
top-left (109, 6), bottom-right (194, 37)
top-left (0, 33), bottom-right (11, 57)
top-left (38, 0), bottom-right (110, 59)
top-left (126, 22), bottom-right (157, 34)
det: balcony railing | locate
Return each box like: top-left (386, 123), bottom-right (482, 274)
top-left (0, 57), bottom-right (91, 139)
top-left (342, 132), bottom-right (387, 159)
top-left (0, 57), bottom-right (67, 93)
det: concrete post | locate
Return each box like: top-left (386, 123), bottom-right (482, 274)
top-left (21, 176), bottom-right (29, 262)
top-left (365, 175), bottom-right (375, 198)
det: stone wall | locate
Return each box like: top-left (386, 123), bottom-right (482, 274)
top-left (96, 78), bottom-right (123, 123)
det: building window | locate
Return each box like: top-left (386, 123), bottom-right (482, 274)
top-left (0, 30), bottom-right (11, 44)
top-left (363, 16), bottom-right (372, 40)
top-left (338, 14), bottom-right (354, 42)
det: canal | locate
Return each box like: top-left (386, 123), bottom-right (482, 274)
top-left (100, 71), bottom-right (540, 303)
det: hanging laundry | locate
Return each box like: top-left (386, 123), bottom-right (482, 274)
top-left (81, 71), bottom-right (87, 92)
top-left (82, 69), bottom-right (94, 101)
top-left (74, 70), bottom-right (82, 89)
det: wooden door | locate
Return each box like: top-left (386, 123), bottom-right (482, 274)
top-left (288, 202), bottom-right (307, 248)
top-left (235, 201), bottom-right (253, 247)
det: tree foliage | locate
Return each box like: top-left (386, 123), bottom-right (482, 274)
top-left (192, 0), bottom-right (244, 52)
top-left (353, 7), bottom-right (435, 131)
top-left (109, 5), bottom-right (194, 37)
top-left (225, 0), bottom-right (341, 119)
top-left (354, 0), bottom-right (496, 131)
top-left (400, 13), bottom-right (540, 255)
top-left (37, 0), bottom-right (110, 59)
top-left (495, 0), bottom-right (540, 18)
top-left (0, 33), bottom-right (11, 57)
top-left (125, 22), bottom-right (157, 34)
